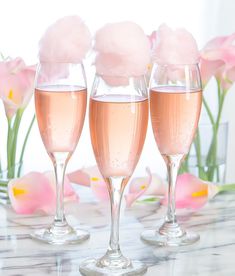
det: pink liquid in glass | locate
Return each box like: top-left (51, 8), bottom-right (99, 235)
top-left (150, 86), bottom-right (202, 155)
top-left (89, 95), bottom-right (148, 178)
top-left (35, 85), bottom-right (87, 154)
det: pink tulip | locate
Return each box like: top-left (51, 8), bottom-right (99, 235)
top-left (200, 33), bottom-right (235, 89)
top-left (161, 173), bottom-right (219, 209)
top-left (44, 171), bottom-right (78, 203)
top-left (88, 167), bottom-right (109, 201)
top-left (8, 172), bottom-right (55, 214)
top-left (0, 57), bottom-right (36, 118)
top-left (125, 171), bottom-right (220, 209)
top-left (125, 168), bottom-right (166, 207)
top-left (148, 31), bottom-right (157, 51)
top-left (68, 166), bottom-right (109, 201)
top-left (69, 166), bottom-right (165, 206)
top-left (67, 166), bottom-right (235, 210)
top-left (8, 171), bottom-right (78, 215)
top-left (67, 168), bottom-right (90, 187)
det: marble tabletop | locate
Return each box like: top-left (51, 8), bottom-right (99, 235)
top-left (0, 186), bottom-right (234, 276)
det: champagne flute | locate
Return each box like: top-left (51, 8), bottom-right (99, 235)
top-left (79, 75), bottom-right (148, 275)
top-left (141, 63), bottom-right (202, 246)
top-left (32, 62), bottom-right (90, 244)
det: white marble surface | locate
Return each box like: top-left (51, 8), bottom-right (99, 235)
top-left (0, 187), bottom-right (234, 276)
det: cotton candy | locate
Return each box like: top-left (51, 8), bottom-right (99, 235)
top-left (94, 21), bottom-right (151, 85)
top-left (39, 15), bottom-right (91, 63)
top-left (153, 24), bottom-right (199, 65)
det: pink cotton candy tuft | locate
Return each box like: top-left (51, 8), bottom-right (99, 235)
top-left (94, 21), bottom-right (151, 85)
top-left (153, 24), bottom-right (199, 64)
top-left (39, 15), bottom-right (91, 62)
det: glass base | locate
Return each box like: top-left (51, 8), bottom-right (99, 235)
top-left (79, 258), bottom-right (147, 276)
top-left (31, 223), bottom-right (90, 245)
top-left (141, 229), bottom-right (200, 247)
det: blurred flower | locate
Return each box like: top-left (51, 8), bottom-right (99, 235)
top-left (67, 166), bottom-right (235, 210)
top-left (8, 171), bottom-right (78, 215)
top-left (200, 33), bottom-right (235, 90)
top-left (68, 166), bottom-right (109, 201)
top-left (148, 31), bottom-right (157, 51)
top-left (125, 168), bottom-right (165, 207)
top-left (44, 171), bottom-right (78, 203)
top-left (161, 173), bottom-right (219, 209)
top-left (69, 166), bottom-right (164, 206)
top-left (0, 57), bottom-right (36, 118)
top-left (181, 33), bottom-right (235, 182)
top-left (125, 171), bottom-right (224, 210)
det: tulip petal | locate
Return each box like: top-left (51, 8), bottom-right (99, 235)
top-left (161, 173), bottom-right (219, 210)
top-left (125, 168), bottom-right (153, 207)
top-left (69, 166), bottom-right (109, 201)
top-left (200, 33), bottom-right (235, 88)
top-left (0, 58), bottom-right (36, 118)
top-left (8, 171), bottom-right (78, 215)
top-left (67, 169), bottom-right (95, 187)
top-left (44, 171), bottom-right (79, 201)
top-left (8, 172), bottom-right (56, 214)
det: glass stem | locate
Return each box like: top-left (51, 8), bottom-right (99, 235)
top-left (107, 176), bottom-right (125, 256)
top-left (165, 154), bottom-right (183, 224)
top-left (52, 152), bottom-right (69, 225)
top-left (159, 154), bottom-right (185, 238)
top-left (97, 176), bottom-right (131, 268)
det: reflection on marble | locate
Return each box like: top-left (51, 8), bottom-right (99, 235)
top-left (0, 186), bottom-right (234, 275)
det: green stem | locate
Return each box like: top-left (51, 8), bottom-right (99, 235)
top-left (185, 93), bottom-right (215, 179)
top-left (137, 197), bottom-right (159, 203)
top-left (202, 96), bottom-right (215, 126)
top-left (179, 154), bottom-right (189, 174)
top-left (206, 82), bottom-right (226, 181)
top-left (219, 183), bottom-right (235, 193)
top-left (7, 118), bottom-right (13, 176)
top-left (0, 180), bottom-right (9, 187)
top-left (17, 115), bottom-right (35, 177)
top-left (0, 52), bottom-right (5, 60)
top-left (216, 92), bottom-right (226, 131)
top-left (216, 166), bottom-right (220, 182)
top-left (193, 130), bottom-right (208, 179)
top-left (10, 109), bottom-right (24, 178)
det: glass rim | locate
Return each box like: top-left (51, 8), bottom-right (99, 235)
top-left (96, 73), bottom-right (146, 79)
top-left (35, 83), bottom-right (87, 88)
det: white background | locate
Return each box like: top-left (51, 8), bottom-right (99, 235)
top-left (0, 0), bottom-right (234, 182)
